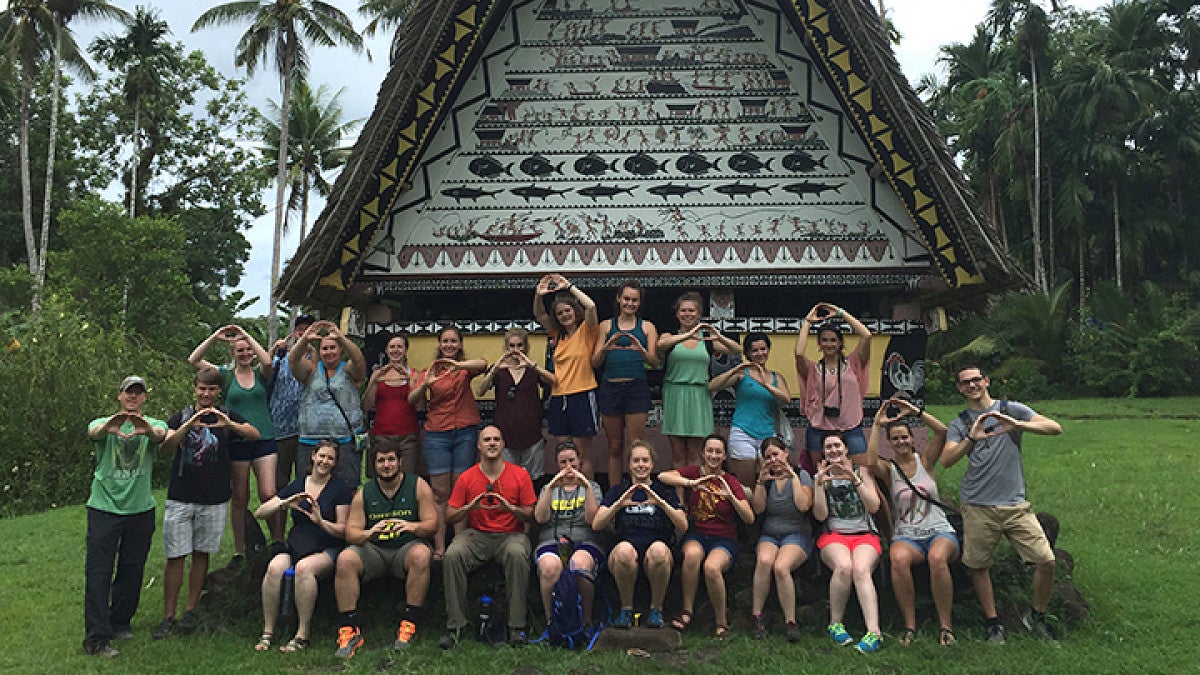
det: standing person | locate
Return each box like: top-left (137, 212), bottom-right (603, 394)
top-left (864, 398), bottom-right (958, 646)
top-left (657, 291), bottom-right (741, 469)
top-left (749, 436), bottom-right (815, 642)
top-left (269, 314), bottom-right (316, 497)
top-left (254, 440), bottom-right (353, 653)
top-left (409, 325), bottom-right (487, 560)
top-left (533, 273), bottom-right (600, 478)
top-left (83, 376), bottom-right (168, 658)
top-left (942, 365), bottom-right (1062, 644)
top-left (289, 320), bottom-right (367, 490)
top-left (592, 440), bottom-right (687, 629)
top-left (592, 281), bottom-right (659, 485)
top-left (476, 327), bottom-right (555, 483)
top-left (812, 431), bottom-right (883, 654)
top-left (332, 440), bottom-right (438, 658)
top-left (155, 368), bottom-right (260, 640)
top-left (708, 332), bottom-right (792, 488)
top-left (189, 323), bottom-right (283, 564)
top-left (533, 442), bottom-right (603, 628)
top-left (439, 426), bottom-right (537, 649)
top-left (362, 333), bottom-right (420, 476)
top-left (658, 434), bottom-right (754, 637)
top-left (795, 302), bottom-right (873, 469)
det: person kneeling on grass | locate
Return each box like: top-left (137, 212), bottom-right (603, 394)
top-left (156, 368), bottom-right (260, 640)
top-left (812, 431), bottom-right (883, 654)
top-left (254, 440), bottom-right (353, 652)
top-left (332, 439), bottom-right (438, 658)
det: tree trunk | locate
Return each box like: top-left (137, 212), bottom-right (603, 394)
top-left (19, 61), bottom-right (38, 314)
top-left (1046, 169), bottom-right (1054, 288)
top-left (36, 36), bottom-right (64, 315)
top-left (129, 99), bottom-right (140, 218)
top-left (1112, 179), bottom-right (1122, 292)
top-left (268, 41), bottom-right (295, 347)
top-left (1026, 171), bottom-right (1046, 294)
top-left (1029, 46), bottom-right (1047, 294)
top-left (1078, 230), bottom-right (1086, 309)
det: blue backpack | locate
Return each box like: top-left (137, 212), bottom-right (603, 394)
top-left (544, 569), bottom-right (592, 649)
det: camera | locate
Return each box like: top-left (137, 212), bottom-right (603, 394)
top-left (885, 402), bottom-right (900, 417)
top-left (823, 406), bottom-right (841, 418)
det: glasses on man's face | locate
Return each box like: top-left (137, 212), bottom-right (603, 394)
top-left (957, 376), bottom-right (985, 387)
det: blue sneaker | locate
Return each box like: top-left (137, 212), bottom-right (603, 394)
top-left (855, 631), bottom-right (882, 653)
top-left (613, 608), bottom-right (633, 629)
top-left (645, 608), bottom-right (664, 628)
top-left (827, 622), bottom-right (853, 646)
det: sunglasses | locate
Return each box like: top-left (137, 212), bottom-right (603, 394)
top-left (957, 376), bottom-right (985, 386)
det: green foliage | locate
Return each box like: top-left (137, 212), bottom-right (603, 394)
top-left (0, 298), bottom-right (191, 517)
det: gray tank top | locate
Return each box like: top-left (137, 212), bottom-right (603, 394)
top-left (761, 470), bottom-right (814, 538)
top-left (298, 361), bottom-right (363, 440)
top-left (888, 456), bottom-right (954, 540)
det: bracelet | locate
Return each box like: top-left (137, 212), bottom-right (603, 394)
top-left (837, 308), bottom-right (844, 317)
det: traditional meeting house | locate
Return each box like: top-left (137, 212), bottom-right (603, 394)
top-left (279, 0), bottom-right (1024, 465)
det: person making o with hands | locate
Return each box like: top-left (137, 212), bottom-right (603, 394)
top-left (533, 273), bottom-right (600, 478)
top-left (476, 327), bottom-right (555, 482)
top-left (289, 320), bottom-right (367, 489)
top-left (362, 332), bottom-right (421, 477)
top-left (409, 325), bottom-right (488, 560)
top-left (795, 302), bottom-right (873, 469)
top-left (864, 398), bottom-right (958, 647)
top-left (812, 431), bottom-right (884, 654)
top-left (657, 291), bottom-right (741, 469)
top-left (533, 442), bottom-right (604, 631)
top-left (253, 440), bottom-right (353, 653)
top-left (592, 441), bottom-right (687, 630)
top-left (188, 323), bottom-right (283, 562)
top-left (658, 434), bottom-right (754, 638)
top-left (592, 280), bottom-right (659, 485)
top-left (708, 332), bottom-right (791, 488)
top-left (749, 436), bottom-right (815, 642)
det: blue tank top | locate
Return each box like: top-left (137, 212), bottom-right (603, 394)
top-left (731, 369), bottom-right (778, 440)
top-left (601, 317), bottom-right (648, 381)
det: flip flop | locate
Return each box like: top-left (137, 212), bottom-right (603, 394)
top-left (671, 610), bottom-right (693, 632)
top-left (714, 623), bottom-right (730, 639)
top-left (254, 633), bottom-right (272, 651)
top-left (898, 627), bottom-right (916, 647)
top-left (940, 627), bottom-right (957, 646)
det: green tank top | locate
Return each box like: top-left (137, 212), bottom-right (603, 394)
top-left (362, 473), bottom-right (420, 549)
top-left (220, 366), bottom-right (276, 439)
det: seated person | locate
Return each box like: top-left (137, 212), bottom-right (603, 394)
top-left (592, 440), bottom-right (687, 629)
top-left (533, 442), bottom-right (604, 629)
top-left (440, 425), bottom-right (537, 648)
top-left (658, 433), bottom-right (754, 637)
top-left (813, 431), bottom-right (883, 654)
top-left (253, 440), bottom-right (353, 652)
top-left (331, 440), bottom-right (438, 658)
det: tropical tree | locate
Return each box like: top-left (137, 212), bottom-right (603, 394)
top-left (358, 0), bottom-right (417, 61)
top-left (192, 0), bottom-right (363, 345)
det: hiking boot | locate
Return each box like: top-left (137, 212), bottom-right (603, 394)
top-left (752, 613), bottom-right (768, 640)
top-left (1022, 609), bottom-right (1059, 644)
top-left (613, 608), bottom-right (633, 629)
top-left (152, 617), bottom-right (177, 640)
top-left (334, 626), bottom-right (363, 658)
top-left (785, 621), bottom-right (802, 643)
top-left (177, 610), bottom-right (199, 635)
top-left (508, 626), bottom-right (528, 645)
top-left (855, 631), bottom-right (882, 653)
top-left (645, 608), bottom-right (664, 629)
top-left (984, 621), bottom-right (1007, 645)
top-left (85, 642), bottom-right (119, 658)
top-left (437, 627), bottom-right (463, 650)
top-left (827, 622), bottom-right (853, 646)
top-left (393, 620), bottom-right (417, 650)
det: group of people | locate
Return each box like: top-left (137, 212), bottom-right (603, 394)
top-left (82, 280), bottom-right (1063, 659)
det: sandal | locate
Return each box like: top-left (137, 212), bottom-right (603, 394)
top-left (898, 627), bottom-right (916, 647)
top-left (279, 636), bottom-right (309, 652)
top-left (670, 610), bottom-right (693, 632)
top-left (939, 627), bottom-right (956, 646)
top-left (254, 633), bottom-right (273, 651)
top-left (714, 623), bottom-right (730, 639)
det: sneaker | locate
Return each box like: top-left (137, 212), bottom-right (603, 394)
top-left (785, 621), bottom-right (802, 643)
top-left (437, 627), bottom-right (463, 650)
top-left (855, 631), bottom-right (882, 653)
top-left (752, 613), bottom-right (768, 640)
top-left (177, 610), bottom-right (199, 635)
top-left (112, 626), bottom-right (134, 640)
top-left (393, 620), bottom-right (417, 650)
top-left (827, 622), bottom-right (853, 646)
top-left (334, 626), bottom-right (363, 658)
top-left (86, 642), bottom-right (119, 658)
top-left (1022, 610), bottom-right (1059, 644)
top-left (152, 617), bottom-right (177, 640)
top-left (508, 626), bottom-right (528, 645)
top-left (613, 608), bottom-right (633, 629)
top-left (984, 621), bottom-right (1007, 645)
top-left (645, 608), bottom-right (664, 629)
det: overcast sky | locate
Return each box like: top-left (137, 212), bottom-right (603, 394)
top-left (21, 0), bottom-right (1106, 317)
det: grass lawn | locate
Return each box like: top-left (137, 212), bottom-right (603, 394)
top-left (1, 398), bottom-right (1197, 674)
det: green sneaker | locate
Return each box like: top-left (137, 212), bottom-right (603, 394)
top-left (827, 622), bottom-right (853, 646)
top-left (855, 631), bottom-right (882, 653)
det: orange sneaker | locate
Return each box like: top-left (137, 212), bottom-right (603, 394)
top-left (393, 620), bottom-right (417, 650)
top-left (334, 626), bottom-right (363, 658)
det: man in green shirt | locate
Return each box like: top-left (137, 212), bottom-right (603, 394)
top-left (83, 376), bottom-right (168, 658)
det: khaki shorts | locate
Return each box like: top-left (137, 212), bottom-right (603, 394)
top-left (961, 502), bottom-right (1055, 569)
top-left (347, 539), bottom-right (430, 583)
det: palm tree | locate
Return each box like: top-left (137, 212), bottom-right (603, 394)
top-left (193, 1), bottom-right (363, 344)
top-left (358, 0), bottom-right (417, 61)
top-left (90, 6), bottom-right (179, 218)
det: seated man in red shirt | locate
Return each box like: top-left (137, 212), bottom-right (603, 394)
top-left (438, 425), bottom-right (536, 648)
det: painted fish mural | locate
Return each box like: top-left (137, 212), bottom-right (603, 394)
top-left (728, 152), bottom-right (773, 174)
top-left (676, 152), bottom-right (721, 175)
top-left (647, 183), bottom-right (705, 200)
top-left (624, 152), bottom-right (670, 176)
top-left (781, 181), bottom-right (845, 197)
top-left (574, 153), bottom-right (619, 176)
top-left (714, 181), bottom-right (775, 199)
top-left (577, 184), bottom-right (637, 201)
top-left (468, 155), bottom-right (513, 178)
top-left (519, 153), bottom-right (565, 177)
top-left (781, 151), bottom-right (828, 173)
top-left (510, 184), bottom-right (573, 201)
top-left (440, 186), bottom-right (503, 203)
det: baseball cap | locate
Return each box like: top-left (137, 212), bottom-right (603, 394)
top-left (295, 314), bottom-right (316, 328)
top-left (119, 376), bottom-right (147, 393)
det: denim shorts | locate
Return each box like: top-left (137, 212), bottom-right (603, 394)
top-left (806, 425), bottom-right (867, 456)
top-left (423, 426), bottom-right (478, 475)
top-left (892, 532), bottom-right (960, 558)
top-left (682, 532), bottom-right (739, 560)
top-left (757, 531), bottom-right (815, 557)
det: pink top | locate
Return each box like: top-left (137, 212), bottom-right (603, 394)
top-left (803, 352), bottom-right (867, 430)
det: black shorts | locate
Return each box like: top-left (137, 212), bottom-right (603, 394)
top-left (597, 379), bottom-right (652, 416)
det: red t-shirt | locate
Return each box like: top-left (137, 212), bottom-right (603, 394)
top-left (414, 368), bottom-right (480, 432)
top-left (678, 465), bottom-right (747, 540)
top-left (371, 378), bottom-right (419, 435)
top-left (449, 461), bottom-right (536, 533)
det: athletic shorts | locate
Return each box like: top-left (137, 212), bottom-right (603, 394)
top-left (347, 540), bottom-right (430, 583)
top-left (597, 378), bottom-right (652, 416)
top-left (163, 500), bottom-right (228, 558)
top-left (816, 531), bottom-right (882, 555)
top-left (728, 426), bottom-right (764, 461)
top-left (547, 390), bottom-right (599, 438)
top-left (534, 541), bottom-right (606, 570)
top-left (230, 438), bottom-right (277, 462)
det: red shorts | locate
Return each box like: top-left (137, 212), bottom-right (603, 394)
top-left (816, 531), bottom-right (882, 555)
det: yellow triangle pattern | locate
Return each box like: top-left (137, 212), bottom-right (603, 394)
top-left (343, 235), bottom-right (360, 257)
top-left (455, 21), bottom-right (471, 41)
top-left (417, 99), bottom-right (431, 117)
top-left (892, 155), bottom-right (911, 175)
top-left (941, 245), bottom-right (956, 264)
top-left (458, 4), bottom-right (476, 26)
top-left (895, 169), bottom-right (915, 189)
top-left (869, 114), bottom-right (886, 134)
top-left (435, 59), bottom-right (452, 79)
top-left (363, 197), bottom-right (380, 217)
top-left (913, 190), bottom-right (932, 212)
top-left (830, 49), bottom-right (851, 72)
top-left (399, 122), bottom-right (418, 143)
top-left (876, 131), bottom-right (893, 151)
top-left (319, 270), bottom-right (346, 291)
top-left (359, 210), bottom-right (375, 230)
top-left (853, 88), bottom-right (872, 111)
top-left (379, 171), bottom-right (394, 193)
top-left (935, 226), bottom-right (950, 248)
top-left (826, 35), bottom-right (845, 57)
top-left (957, 270), bottom-right (985, 286)
top-left (420, 83), bottom-right (436, 103)
top-left (441, 45), bottom-right (457, 64)
top-left (381, 158), bottom-right (398, 180)
top-left (846, 73), bottom-right (865, 95)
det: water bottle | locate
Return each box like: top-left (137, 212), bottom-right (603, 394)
top-left (279, 567), bottom-right (296, 628)
top-left (477, 594), bottom-right (493, 643)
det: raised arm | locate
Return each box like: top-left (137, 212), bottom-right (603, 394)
top-left (865, 403), bottom-right (893, 481)
top-left (288, 324), bottom-right (320, 384)
top-left (327, 324), bottom-right (366, 386)
top-left (794, 305), bottom-right (821, 376)
top-left (533, 275), bottom-right (555, 329)
top-left (187, 326), bottom-right (232, 372)
top-left (707, 363), bottom-right (747, 393)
